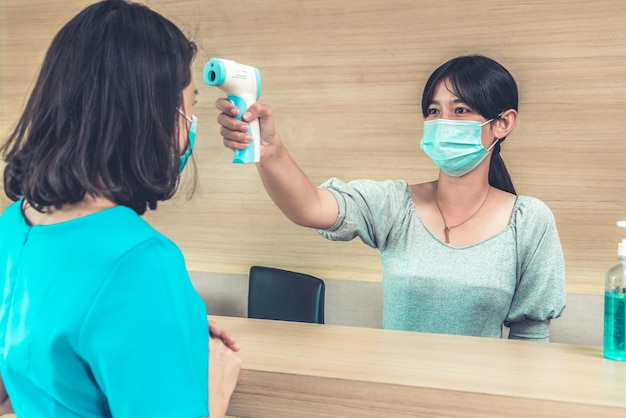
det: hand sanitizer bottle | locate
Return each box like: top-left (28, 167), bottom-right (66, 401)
top-left (604, 221), bottom-right (626, 361)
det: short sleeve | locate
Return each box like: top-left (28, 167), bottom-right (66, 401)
top-left (78, 238), bottom-right (209, 417)
top-left (318, 178), bottom-right (412, 250)
top-left (505, 197), bottom-right (566, 341)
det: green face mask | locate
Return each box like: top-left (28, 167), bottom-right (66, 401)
top-left (420, 118), bottom-right (498, 177)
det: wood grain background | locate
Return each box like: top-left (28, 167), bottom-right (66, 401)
top-left (1, 0), bottom-right (625, 294)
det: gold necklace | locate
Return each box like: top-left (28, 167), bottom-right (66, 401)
top-left (433, 183), bottom-right (490, 244)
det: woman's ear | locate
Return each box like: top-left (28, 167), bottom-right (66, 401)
top-left (494, 109), bottom-right (517, 139)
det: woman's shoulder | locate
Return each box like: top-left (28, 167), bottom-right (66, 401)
top-left (0, 199), bottom-right (23, 220)
top-left (514, 195), bottom-right (555, 215)
top-left (512, 195), bottom-right (558, 230)
top-left (63, 205), bottom-right (182, 263)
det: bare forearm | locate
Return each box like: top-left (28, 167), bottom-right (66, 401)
top-left (208, 398), bottom-right (228, 418)
top-left (208, 337), bottom-right (241, 418)
top-left (257, 141), bottom-right (337, 229)
top-left (216, 98), bottom-right (339, 229)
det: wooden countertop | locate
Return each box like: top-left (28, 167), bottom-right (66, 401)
top-left (213, 315), bottom-right (626, 418)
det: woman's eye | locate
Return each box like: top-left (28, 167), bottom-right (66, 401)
top-left (454, 107), bottom-right (470, 114)
top-left (427, 108), bottom-right (439, 115)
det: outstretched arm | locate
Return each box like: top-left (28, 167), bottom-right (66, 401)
top-left (216, 99), bottom-right (338, 230)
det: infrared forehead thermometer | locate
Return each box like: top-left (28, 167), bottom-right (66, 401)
top-left (204, 58), bottom-right (262, 164)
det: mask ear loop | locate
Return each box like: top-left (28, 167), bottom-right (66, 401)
top-left (486, 111), bottom-right (506, 151)
top-left (176, 107), bottom-right (193, 153)
top-left (487, 138), bottom-right (500, 153)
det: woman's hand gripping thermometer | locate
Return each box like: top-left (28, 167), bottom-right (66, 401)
top-left (204, 58), bottom-right (262, 164)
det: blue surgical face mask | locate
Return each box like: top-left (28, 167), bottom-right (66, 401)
top-left (177, 110), bottom-right (197, 172)
top-left (419, 118), bottom-right (498, 177)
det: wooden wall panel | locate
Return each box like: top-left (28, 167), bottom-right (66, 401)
top-left (1, 0), bottom-right (625, 294)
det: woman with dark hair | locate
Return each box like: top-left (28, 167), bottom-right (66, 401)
top-left (216, 54), bottom-right (566, 341)
top-left (0, 1), bottom-right (240, 416)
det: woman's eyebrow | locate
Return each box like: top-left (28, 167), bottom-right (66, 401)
top-left (429, 98), bottom-right (467, 106)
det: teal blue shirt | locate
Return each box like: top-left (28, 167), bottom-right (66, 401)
top-left (319, 178), bottom-right (566, 341)
top-left (0, 200), bottom-right (209, 417)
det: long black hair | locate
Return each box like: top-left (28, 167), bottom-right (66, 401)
top-left (421, 55), bottom-right (518, 194)
top-left (1, 0), bottom-right (197, 214)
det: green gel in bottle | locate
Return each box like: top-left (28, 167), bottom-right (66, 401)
top-left (604, 221), bottom-right (626, 361)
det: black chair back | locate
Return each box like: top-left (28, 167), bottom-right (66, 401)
top-left (247, 265), bottom-right (325, 324)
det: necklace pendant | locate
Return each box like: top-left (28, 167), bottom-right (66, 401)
top-left (444, 226), bottom-right (451, 243)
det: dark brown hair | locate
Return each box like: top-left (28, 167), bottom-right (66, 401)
top-left (2, 0), bottom-right (197, 214)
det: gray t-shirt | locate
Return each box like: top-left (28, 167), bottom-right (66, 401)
top-left (319, 178), bottom-right (566, 341)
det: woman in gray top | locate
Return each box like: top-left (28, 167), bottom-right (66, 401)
top-left (216, 55), bottom-right (566, 342)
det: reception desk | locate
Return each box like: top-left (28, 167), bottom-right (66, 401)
top-left (213, 315), bottom-right (626, 417)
